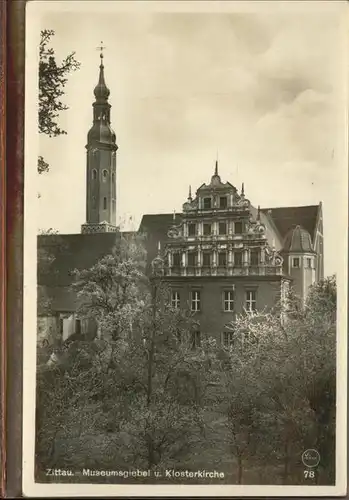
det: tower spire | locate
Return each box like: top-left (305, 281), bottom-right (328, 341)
top-left (82, 44), bottom-right (118, 235)
top-left (94, 41), bottom-right (110, 102)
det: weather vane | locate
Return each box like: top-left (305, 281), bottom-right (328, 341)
top-left (96, 41), bottom-right (106, 59)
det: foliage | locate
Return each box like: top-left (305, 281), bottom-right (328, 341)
top-left (35, 229), bottom-right (337, 484)
top-left (72, 234), bottom-right (149, 342)
top-left (38, 29), bottom-right (80, 173)
top-left (36, 235), bottom-right (218, 475)
top-left (220, 276), bottom-right (337, 484)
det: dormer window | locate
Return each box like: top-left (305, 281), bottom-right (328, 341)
top-left (203, 223), bottom-right (212, 236)
top-left (173, 253), bottom-right (181, 267)
top-left (203, 197), bottom-right (212, 209)
top-left (188, 223), bottom-right (196, 236)
top-left (188, 251), bottom-right (197, 267)
top-left (234, 252), bottom-right (242, 266)
top-left (250, 250), bottom-right (259, 266)
top-left (219, 252), bottom-right (227, 266)
top-left (202, 252), bottom-right (211, 267)
top-left (234, 221), bottom-right (243, 234)
top-left (219, 222), bottom-right (227, 235)
top-left (292, 258), bottom-right (300, 268)
top-left (219, 196), bottom-right (227, 208)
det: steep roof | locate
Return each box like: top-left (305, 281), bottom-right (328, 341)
top-left (260, 205), bottom-right (319, 241)
top-left (139, 213), bottom-right (183, 271)
top-left (38, 232), bottom-right (122, 287)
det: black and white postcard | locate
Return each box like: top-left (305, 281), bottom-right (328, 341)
top-left (23, 0), bottom-right (347, 496)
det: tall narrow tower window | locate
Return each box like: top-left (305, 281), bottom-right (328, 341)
top-left (102, 169), bottom-right (108, 181)
top-left (92, 169), bottom-right (97, 180)
top-left (112, 173), bottom-right (115, 183)
top-left (103, 197), bottom-right (107, 210)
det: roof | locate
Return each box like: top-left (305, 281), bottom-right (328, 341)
top-left (139, 213), bottom-right (183, 271)
top-left (283, 225), bottom-right (314, 253)
top-left (261, 205), bottom-right (319, 241)
top-left (38, 232), bottom-right (123, 287)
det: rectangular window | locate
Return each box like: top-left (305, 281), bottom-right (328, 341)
top-left (234, 252), bottom-right (242, 266)
top-left (191, 291), bottom-right (201, 312)
top-left (171, 291), bottom-right (180, 309)
top-left (293, 257), bottom-right (300, 268)
top-left (173, 252), bottom-right (181, 267)
top-left (219, 222), bottom-right (227, 235)
top-left (250, 250), bottom-right (259, 266)
top-left (191, 330), bottom-right (201, 348)
top-left (202, 252), bottom-right (211, 267)
top-left (75, 319), bottom-right (81, 335)
top-left (188, 252), bottom-right (197, 267)
top-left (246, 290), bottom-right (257, 312)
top-left (223, 290), bottom-right (234, 311)
top-left (219, 196), bottom-right (227, 208)
top-left (218, 252), bottom-right (227, 266)
top-left (307, 258), bottom-right (312, 268)
top-left (234, 221), bottom-right (243, 234)
top-left (188, 223), bottom-right (196, 236)
top-left (222, 331), bottom-right (234, 348)
top-left (203, 197), bottom-right (212, 209)
top-left (203, 223), bottom-right (211, 236)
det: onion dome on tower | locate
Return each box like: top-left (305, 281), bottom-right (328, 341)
top-left (283, 225), bottom-right (314, 253)
top-left (87, 51), bottom-right (117, 147)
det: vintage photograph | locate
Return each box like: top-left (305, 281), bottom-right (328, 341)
top-left (23, 0), bottom-right (347, 496)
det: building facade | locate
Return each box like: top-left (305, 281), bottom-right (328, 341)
top-left (37, 53), bottom-right (325, 348)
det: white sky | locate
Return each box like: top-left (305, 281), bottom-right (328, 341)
top-left (32, 1), bottom-right (348, 277)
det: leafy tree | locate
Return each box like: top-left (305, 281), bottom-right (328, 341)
top-left (38, 29), bottom-right (80, 173)
top-left (36, 235), bottom-right (218, 476)
top-left (221, 277), bottom-right (337, 484)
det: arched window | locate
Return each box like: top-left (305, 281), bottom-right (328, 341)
top-left (102, 169), bottom-right (108, 182)
top-left (103, 197), bottom-right (107, 210)
top-left (92, 169), bottom-right (97, 180)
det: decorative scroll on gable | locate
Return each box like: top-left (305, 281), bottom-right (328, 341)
top-left (247, 218), bottom-right (266, 235)
top-left (265, 245), bottom-right (283, 266)
top-left (167, 223), bottom-right (183, 239)
top-left (182, 198), bottom-right (199, 212)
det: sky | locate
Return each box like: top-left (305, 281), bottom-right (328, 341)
top-left (30, 1), bottom-right (348, 277)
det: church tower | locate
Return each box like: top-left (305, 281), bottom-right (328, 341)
top-left (81, 48), bottom-right (118, 234)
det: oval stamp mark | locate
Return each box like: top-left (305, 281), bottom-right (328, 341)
top-left (302, 449), bottom-right (320, 468)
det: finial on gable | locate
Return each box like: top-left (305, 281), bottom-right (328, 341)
top-left (241, 182), bottom-right (245, 197)
top-left (173, 209), bottom-right (176, 221)
top-left (188, 185), bottom-right (192, 201)
top-left (214, 159), bottom-right (218, 176)
top-left (257, 205), bottom-right (261, 221)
